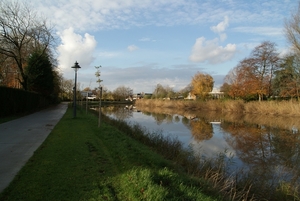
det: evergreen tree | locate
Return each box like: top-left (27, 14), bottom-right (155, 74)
top-left (26, 51), bottom-right (54, 96)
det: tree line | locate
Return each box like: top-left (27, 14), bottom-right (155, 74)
top-left (0, 1), bottom-right (60, 102)
top-left (1, 1), bottom-right (300, 102)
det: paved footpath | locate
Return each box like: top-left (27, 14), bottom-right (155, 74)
top-left (0, 102), bottom-right (68, 193)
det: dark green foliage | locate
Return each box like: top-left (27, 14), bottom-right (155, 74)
top-left (272, 54), bottom-right (300, 100)
top-left (25, 52), bottom-right (54, 96)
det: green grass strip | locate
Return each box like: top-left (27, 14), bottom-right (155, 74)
top-left (0, 107), bottom-right (220, 201)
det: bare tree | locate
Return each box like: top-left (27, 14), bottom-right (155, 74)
top-left (285, 2), bottom-right (300, 56)
top-left (250, 41), bottom-right (279, 100)
top-left (0, 0), bottom-right (54, 90)
top-left (113, 86), bottom-right (133, 100)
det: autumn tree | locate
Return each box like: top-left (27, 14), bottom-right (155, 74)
top-left (223, 67), bottom-right (241, 99)
top-left (224, 41), bottom-right (279, 101)
top-left (0, 1), bottom-right (54, 90)
top-left (190, 119), bottom-right (213, 141)
top-left (191, 72), bottom-right (214, 99)
top-left (0, 56), bottom-right (20, 87)
top-left (250, 41), bottom-right (279, 100)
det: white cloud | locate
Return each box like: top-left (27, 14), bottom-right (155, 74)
top-left (210, 16), bottom-right (229, 41)
top-left (189, 37), bottom-right (236, 64)
top-left (190, 16), bottom-right (236, 64)
top-left (127, 45), bottom-right (139, 52)
top-left (57, 27), bottom-right (97, 74)
top-left (233, 26), bottom-right (283, 37)
top-left (139, 37), bottom-right (151, 42)
top-left (211, 16), bottom-right (229, 33)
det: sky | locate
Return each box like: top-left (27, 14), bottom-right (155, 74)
top-left (23, 0), bottom-right (298, 93)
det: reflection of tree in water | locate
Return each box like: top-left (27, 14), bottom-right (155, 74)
top-left (147, 112), bottom-right (174, 125)
top-left (222, 121), bottom-right (300, 184)
top-left (152, 113), bottom-right (168, 125)
top-left (272, 128), bottom-right (300, 184)
top-left (142, 111), bottom-right (152, 116)
top-left (190, 119), bottom-right (213, 141)
top-left (181, 116), bottom-right (190, 128)
top-left (223, 123), bottom-right (274, 166)
top-left (166, 114), bottom-right (173, 124)
top-left (101, 105), bottom-right (133, 120)
top-left (174, 115), bottom-right (180, 123)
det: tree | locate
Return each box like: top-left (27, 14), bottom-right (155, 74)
top-left (273, 54), bottom-right (300, 100)
top-left (0, 1), bottom-right (54, 90)
top-left (250, 41), bottom-right (279, 100)
top-left (224, 41), bottom-right (279, 101)
top-left (60, 78), bottom-right (73, 100)
top-left (0, 56), bottom-right (20, 87)
top-left (191, 72), bottom-right (214, 99)
top-left (179, 84), bottom-right (192, 98)
top-left (51, 70), bottom-right (62, 102)
top-left (285, 2), bottom-right (300, 56)
top-left (223, 67), bottom-right (241, 99)
top-left (152, 84), bottom-right (168, 99)
top-left (112, 86), bottom-right (133, 100)
top-left (25, 51), bottom-right (54, 96)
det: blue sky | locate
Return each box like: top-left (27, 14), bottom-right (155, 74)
top-left (26, 0), bottom-right (298, 93)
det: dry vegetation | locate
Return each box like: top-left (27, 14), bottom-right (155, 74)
top-left (136, 99), bottom-right (300, 117)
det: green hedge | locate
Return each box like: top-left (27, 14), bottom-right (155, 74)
top-left (0, 86), bottom-right (51, 117)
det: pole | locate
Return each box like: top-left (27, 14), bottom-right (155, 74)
top-left (73, 70), bottom-right (77, 118)
top-left (86, 92), bottom-right (88, 114)
top-left (98, 87), bottom-right (102, 127)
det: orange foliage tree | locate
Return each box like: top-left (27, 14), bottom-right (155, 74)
top-left (222, 41), bottom-right (279, 101)
top-left (191, 72), bottom-right (214, 99)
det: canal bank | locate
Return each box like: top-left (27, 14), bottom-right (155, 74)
top-left (0, 106), bottom-right (223, 201)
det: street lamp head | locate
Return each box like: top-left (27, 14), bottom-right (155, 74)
top-left (71, 61), bottom-right (81, 72)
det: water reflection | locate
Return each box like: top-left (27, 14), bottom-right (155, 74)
top-left (101, 104), bottom-right (300, 185)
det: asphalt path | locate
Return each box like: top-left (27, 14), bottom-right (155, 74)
top-left (0, 102), bottom-right (68, 193)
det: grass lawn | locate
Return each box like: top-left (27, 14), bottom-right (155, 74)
top-left (0, 106), bottom-right (220, 201)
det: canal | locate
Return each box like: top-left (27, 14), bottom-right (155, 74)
top-left (100, 104), bottom-right (300, 186)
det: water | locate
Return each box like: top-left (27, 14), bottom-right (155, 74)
top-left (101, 104), bottom-right (300, 185)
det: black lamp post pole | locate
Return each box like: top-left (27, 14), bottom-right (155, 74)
top-left (72, 61), bottom-right (81, 118)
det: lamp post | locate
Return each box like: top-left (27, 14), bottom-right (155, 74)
top-left (72, 61), bottom-right (81, 118)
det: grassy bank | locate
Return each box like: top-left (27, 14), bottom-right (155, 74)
top-left (1, 105), bottom-right (297, 200)
top-left (0, 106), bottom-right (221, 201)
top-left (135, 99), bottom-right (300, 116)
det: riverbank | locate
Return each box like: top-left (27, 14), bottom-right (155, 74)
top-left (1, 105), bottom-right (297, 200)
top-left (135, 99), bottom-right (300, 116)
top-left (0, 106), bottom-right (221, 201)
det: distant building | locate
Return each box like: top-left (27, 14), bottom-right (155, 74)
top-left (209, 89), bottom-right (224, 99)
top-left (185, 92), bottom-right (196, 100)
top-left (185, 89), bottom-right (224, 100)
top-left (80, 91), bottom-right (97, 100)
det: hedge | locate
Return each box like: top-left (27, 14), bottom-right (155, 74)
top-left (0, 86), bottom-right (51, 117)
